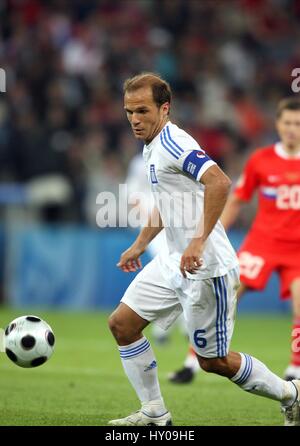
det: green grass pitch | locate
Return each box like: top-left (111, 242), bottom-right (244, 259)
top-left (0, 307), bottom-right (292, 426)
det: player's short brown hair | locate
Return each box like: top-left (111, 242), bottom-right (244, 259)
top-left (276, 97), bottom-right (300, 118)
top-left (123, 72), bottom-right (172, 110)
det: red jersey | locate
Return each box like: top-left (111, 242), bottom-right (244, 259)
top-left (234, 143), bottom-right (300, 242)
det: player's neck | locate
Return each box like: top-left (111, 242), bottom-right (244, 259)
top-left (145, 118), bottom-right (169, 145)
top-left (282, 142), bottom-right (300, 157)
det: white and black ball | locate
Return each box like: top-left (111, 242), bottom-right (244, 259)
top-left (4, 315), bottom-right (55, 368)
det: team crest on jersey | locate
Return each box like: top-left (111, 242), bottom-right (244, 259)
top-left (285, 172), bottom-right (300, 181)
top-left (150, 164), bottom-right (158, 184)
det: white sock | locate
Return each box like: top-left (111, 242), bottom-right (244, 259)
top-left (119, 337), bottom-right (167, 416)
top-left (231, 353), bottom-right (297, 406)
top-left (184, 352), bottom-right (201, 372)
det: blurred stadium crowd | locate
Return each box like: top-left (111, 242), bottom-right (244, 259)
top-left (0, 0), bottom-right (299, 226)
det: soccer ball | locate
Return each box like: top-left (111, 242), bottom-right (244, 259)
top-left (4, 315), bottom-right (55, 368)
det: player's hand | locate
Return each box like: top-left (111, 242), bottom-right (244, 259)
top-left (117, 245), bottom-right (144, 273)
top-left (180, 240), bottom-right (204, 278)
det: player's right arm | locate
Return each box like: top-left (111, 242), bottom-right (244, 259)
top-left (221, 152), bottom-right (260, 230)
top-left (117, 206), bottom-right (163, 272)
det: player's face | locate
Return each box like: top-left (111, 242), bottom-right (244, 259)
top-left (124, 86), bottom-right (169, 144)
top-left (276, 110), bottom-right (300, 149)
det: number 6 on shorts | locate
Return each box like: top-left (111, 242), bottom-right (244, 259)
top-left (194, 329), bottom-right (207, 348)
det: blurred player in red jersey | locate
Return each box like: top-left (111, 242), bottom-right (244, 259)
top-left (169, 96), bottom-right (300, 384)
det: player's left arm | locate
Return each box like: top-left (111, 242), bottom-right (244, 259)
top-left (180, 164), bottom-right (231, 277)
top-left (197, 164), bottom-right (231, 240)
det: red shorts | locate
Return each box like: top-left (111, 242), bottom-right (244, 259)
top-left (238, 233), bottom-right (300, 299)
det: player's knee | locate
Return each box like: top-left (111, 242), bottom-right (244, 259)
top-left (108, 313), bottom-right (123, 339)
top-left (198, 356), bottom-right (229, 375)
top-left (108, 313), bottom-right (133, 344)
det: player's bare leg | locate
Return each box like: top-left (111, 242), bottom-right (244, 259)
top-left (284, 278), bottom-right (300, 381)
top-left (108, 302), bottom-right (148, 345)
top-left (168, 282), bottom-right (248, 384)
top-left (108, 303), bottom-right (172, 426)
top-left (197, 351), bottom-right (300, 425)
top-left (236, 282), bottom-right (248, 300)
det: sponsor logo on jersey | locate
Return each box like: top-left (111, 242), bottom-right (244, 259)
top-left (150, 164), bottom-right (158, 184)
top-left (196, 151), bottom-right (205, 158)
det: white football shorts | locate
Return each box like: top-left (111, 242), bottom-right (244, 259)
top-left (121, 256), bottom-right (240, 358)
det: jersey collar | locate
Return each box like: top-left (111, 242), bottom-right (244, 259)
top-left (275, 142), bottom-right (300, 159)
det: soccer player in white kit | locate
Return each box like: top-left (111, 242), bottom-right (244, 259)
top-left (108, 73), bottom-right (300, 426)
top-left (126, 151), bottom-right (187, 344)
top-left (125, 151), bottom-right (171, 344)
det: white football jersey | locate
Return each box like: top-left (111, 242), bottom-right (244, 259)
top-left (126, 152), bottom-right (154, 218)
top-left (125, 152), bottom-right (166, 258)
top-left (143, 121), bottom-right (238, 279)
